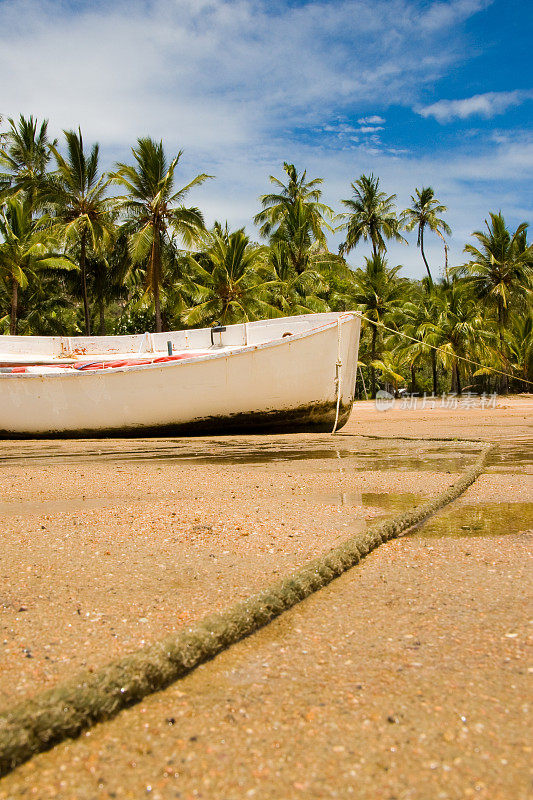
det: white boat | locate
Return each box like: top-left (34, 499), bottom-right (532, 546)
top-left (0, 312), bottom-right (361, 437)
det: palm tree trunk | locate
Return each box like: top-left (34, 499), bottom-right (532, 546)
top-left (431, 350), bottom-right (438, 395)
top-left (419, 225), bottom-right (433, 285)
top-left (455, 361), bottom-right (462, 395)
top-left (410, 364), bottom-right (416, 394)
top-left (497, 301), bottom-right (508, 394)
top-left (152, 229), bottom-right (162, 333)
top-left (436, 229), bottom-right (449, 281)
top-left (370, 324), bottom-right (377, 398)
top-left (99, 297), bottom-right (105, 336)
top-left (10, 278), bottom-right (18, 336)
top-left (80, 229), bottom-right (91, 336)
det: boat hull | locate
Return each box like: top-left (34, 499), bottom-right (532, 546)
top-left (0, 313), bottom-right (360, 437)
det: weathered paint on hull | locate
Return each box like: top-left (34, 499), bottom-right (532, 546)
top-left (0, 401), bottom-right (354, 439)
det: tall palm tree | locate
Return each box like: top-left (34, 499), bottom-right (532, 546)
top-left (457, 213), bottom-right (532, 391)
top-left (402, 186), bottom-right (451, 285)
top-left (348, 253), bottom-right (407, 396)
top-left (112, 138), bottom-right (211, 333)
top-left (183, 226), bottom-right (277, 326)
top-left (339, 173), bottom-right (405, 258)
top-left (254, 162), bottom-right (334, 245)
top-left (43, 128), bottom-right (114, 335)
top-left (0, 197), bottom-right (74, 334)
top-left (0, 115), bottom-right (55, 205)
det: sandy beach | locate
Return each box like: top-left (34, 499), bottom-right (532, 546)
top-left (0, 396), bottom-right (531, 798)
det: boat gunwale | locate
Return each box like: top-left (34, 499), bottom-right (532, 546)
top-left (0, 312), bottom-right (359, 380)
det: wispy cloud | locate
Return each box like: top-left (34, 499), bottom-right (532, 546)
top-left (417, 0), bottom-right (493, 31)
top-left (357, 115), bottom-right (386, 124)
top-left (418, 90), bottom-right (533, 123)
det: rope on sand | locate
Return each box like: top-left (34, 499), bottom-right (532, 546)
top-left (0, 443), bottom-right (494, 777)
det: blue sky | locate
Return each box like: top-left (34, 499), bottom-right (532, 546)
top-left (0, 0), bottom-right (531, 277)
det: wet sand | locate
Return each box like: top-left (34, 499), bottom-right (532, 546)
top-left (0, 445), bottom-right (466, 707)
top-left (0, 395), bottom-right (531, 798)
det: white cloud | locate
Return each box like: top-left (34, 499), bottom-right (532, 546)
top-left (418, 0), bottom-right (493, 31)
top-left (418, 90), bottom-right (533, 123)
top-left (357, 116), bottom-right (386, 124)
top-left (357, 126), bottom-right (385, 133)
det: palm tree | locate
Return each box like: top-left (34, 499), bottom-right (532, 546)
top-left (267, 242), bottom-right (329, 316)
top-left (0, 115), bottom-right (55, 205)
top-left (43, 128), bottom-right (114, 335)
top-left (269, 198), bottom-right (327, 274)
top-left (0, 197), bottom-right (74, 334)
top-left (339, 173), bottom-right (405, 258)
top-left (457, 213), bottom-right (532, 391)
top-left (183, 226), bottom-right (277, 326)
top-left (348, 253), bottom-right (407, 396)
top-left (3, 275), bottom-right (79, 336)
top-left (254, 162), bottom-right (334, 245)
top-left (112, 138), bottom-right (211, 333)
top-left (402, 186), bottom-right (451, 284)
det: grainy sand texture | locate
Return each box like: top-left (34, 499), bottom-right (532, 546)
top-left (0, 395), bottom-right (531, 798)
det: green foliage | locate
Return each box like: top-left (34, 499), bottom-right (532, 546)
top-left (339, 173), bottom-right (405, 257)
top-left (0, 115), bottom-right (55, 204)
top-left (182, 226), bottom-right (278, 326)
top-left (254, 162), bottom-right (334, 245)
top-left (0, 196), bottom-right (75, 334)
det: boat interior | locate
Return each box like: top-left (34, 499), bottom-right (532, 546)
top-left (0, 313), bottom-right (347, 370)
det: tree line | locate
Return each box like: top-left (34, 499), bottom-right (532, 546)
top-left (1, 114), bottom-right (531, 396)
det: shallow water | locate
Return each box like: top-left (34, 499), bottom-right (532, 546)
top-left (306, 490), bottom-right (419, 511)
top-left (0, 436), bottom-right (483, 473)
top-left (486, 440), bottom-right (533, 472)
top-left (408, 501), bottom-right (533, 539)
top-left (0, 491), bottom-right (420, 521)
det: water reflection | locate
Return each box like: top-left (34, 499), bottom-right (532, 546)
top-left (408, 502), bottom-right (533, 539)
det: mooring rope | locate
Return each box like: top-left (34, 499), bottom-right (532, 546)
top-left (358, 314), bottom-right (533, 389)
top-left (0, 442), bottom-right (493, 777)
